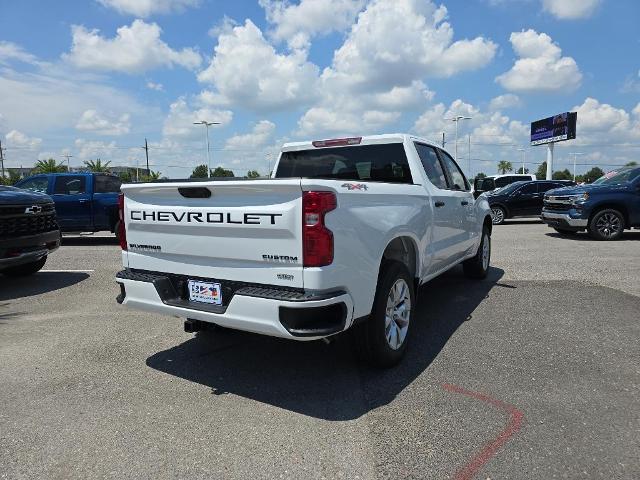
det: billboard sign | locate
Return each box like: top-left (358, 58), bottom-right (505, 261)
top-left (530, 112), bottom-right (577, 146)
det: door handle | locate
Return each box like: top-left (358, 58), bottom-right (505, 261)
top-left (461, 200), bottom-right (469, 206)
top-left (79, 199), bottom-right (88, 204)
top-left (434, 201), bottom-right (445, 208)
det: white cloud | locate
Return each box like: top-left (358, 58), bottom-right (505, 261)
top-left (198, 20), bottom-right (320, 112)
top-left (412, 99), bottom-right (528, 145)
top-left (96, 0), bottom-right (200, 17)
top-left (260, 0), bottom-right (365, 52)
top-left (496, 29), bottom-right (582, 93)
top-left (489, 93), bottom-right (522, 111)
top-left (542, 0), bottom-right (601, 19)
top-left (225, 120), bottom-right (276, 150)
top-left (328, 0), bottom-right (497, 90)
top-left (64, 20), bottom-right (202, 73)
top-left (146, 81), bottom-right (164, 91)
top-left (4, 129), bottom-right (42, 149)
top-left (162, 97), bottom-right (232, 139)
top-left (74, 139), bottom-right (118, 160)
top-left (76, 109), bottom-right (131, 135)
top-left (295, 0), bottom-right (495, 136)
top-left (0, 41), bottom-right (39, 65)
top-left (572, 97), bottom-right (640, 143)
top-left (0, 68), bottom-right (150, 134)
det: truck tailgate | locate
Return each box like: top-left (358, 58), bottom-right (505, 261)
top-left (121, 180), bottom-right (304, 288)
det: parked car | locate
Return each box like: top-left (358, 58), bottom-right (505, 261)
top-left (541, 166), bottom-right (640, 240)
top-left (15, 173), bottom-right (122, 237)
top-left (0, 185), bottom-right (60, 276)
top-left (473, 173), bottom-right (536, 198)
top-left (115, 134), bottom-right (493, 367)
top-left (488, 180), bottom-right (576, 225)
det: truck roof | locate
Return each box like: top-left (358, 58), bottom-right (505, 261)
top-left (281, 133), bottom-right (441, 152)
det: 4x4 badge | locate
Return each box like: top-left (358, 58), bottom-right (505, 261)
top-left (341, 183), bottom-right (368, 191)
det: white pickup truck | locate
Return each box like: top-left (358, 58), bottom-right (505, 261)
top-left (115, 134), bottom-right (492, 366)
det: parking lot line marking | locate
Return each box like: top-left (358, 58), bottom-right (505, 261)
top-left (39, 270), bottom-right (95, 273)
top-left (442, 383), bottom-right (524, 480)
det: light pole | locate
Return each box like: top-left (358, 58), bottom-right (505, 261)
top-left (569, 152), bottom-right (584, 182)
top-left (517, 147), bottom-right (526, 174)
top-left (62, 154), bottom-right (73, 172)
top-left (445, 116), bottom-right (472, 168)
top-left (193, 120), bottom-right (220, 178)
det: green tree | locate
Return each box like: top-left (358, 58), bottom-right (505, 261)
top-left (83, 158), bottom-right (111, 172)
top-left (497, 161), bottom-right (512, 174)
top-left (190, 164), bottom-right (209, 178)
top-left (118, 170), bottom-right (133, 182)
top-left (516, 166), bottom-right (530, 174)
top-left (211, 166), bottom-right (234, 177)
top-left (475, 172), bottom-right (486, 179)
top-left (246, 170), bottom-right (260, 178)
top-left (33, 158), bottom-right (67, 174)
top-left (625, 161), bottom-right (638, 167)
top-left (140, 170), bottom-right (161, 182)
top-left (582, 166), bottom-right (604, 183)
top-left (552, 169), bottom-right (572, 180)
top-left (536, 162), bottom-right (547, 179)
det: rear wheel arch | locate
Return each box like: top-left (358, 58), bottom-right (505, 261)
top-left (380, 236), bottom-right (419, 291)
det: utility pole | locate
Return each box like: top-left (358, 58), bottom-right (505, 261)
top-left (441, 132), bottom-right (445, 148)
top-left (445, 116), bottom-right (472, 163)
top-left (0, 140), bottom-right (5, 179)
top-left (546, 143), bottom-right (554, 180)
top-left (194, 120), bottom-right (221, 178)
top-left (143, 138), bottom-right (150, 175)
top-left (468, 134), bottom-right (471, 178)
top-left (517, 147), bottom-right (526, 174)
top-left (569, 152), bottom-right (584, 182)
top-left (62, 154), bottom-right (73, 172)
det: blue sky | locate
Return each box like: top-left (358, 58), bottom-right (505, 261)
top-left (0, 0), bottom-right (638, 178)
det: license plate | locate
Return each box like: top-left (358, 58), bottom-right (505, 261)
top-left (187, 280), bottom-right (222, 305)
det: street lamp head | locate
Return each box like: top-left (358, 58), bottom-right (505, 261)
top-left (194, 120), bottom-right (221, 126)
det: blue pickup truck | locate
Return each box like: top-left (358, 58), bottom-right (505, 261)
top-left (15, 173), bottom-right (122, 237)
top-left (541, 165), bottom-right (640, 240)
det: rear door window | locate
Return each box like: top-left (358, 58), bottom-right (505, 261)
top-left (518, 183), bottom-right (538, 195)
top-left (437, 149), bottom-right (470, 191)
top-left (276, 143), bottom-right (413, 184)
top-left (494, 177), bottom-right (510, 188)
top-left (94, 175), bottom-right (122, 193)
top-left (54, 176), bottom-right (86, 195)
top-left (414, 143), bottom-right (448, 189)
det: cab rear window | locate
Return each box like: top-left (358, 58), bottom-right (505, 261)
top-left (275, 143), bottom-right (413, 184)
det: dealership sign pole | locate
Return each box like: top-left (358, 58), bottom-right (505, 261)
top-left (530, 112), bottom-right (577, 180)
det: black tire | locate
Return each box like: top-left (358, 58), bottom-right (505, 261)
top-left (553, 228), bottom-right (579, 236)
top-left (491, 206), bottom-right (506, 225)
top-left (588, 209), bottom-right (625, 241)
top-left (2, 256), bottom-right (47, 277)
top-left (353, 260), bottom-right (414, 368)
top-left (463, 227), bottom-right (491, 279)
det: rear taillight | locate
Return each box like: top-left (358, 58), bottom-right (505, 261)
top-left (302, 191), bottom-right (336, 267)
top-left (118, 193), bottom-right (127, 250)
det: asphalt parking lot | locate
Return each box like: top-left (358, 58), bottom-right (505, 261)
top-left (1, 222), bottom-right (639, 480)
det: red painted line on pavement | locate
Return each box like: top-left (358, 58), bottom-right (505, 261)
top-left (442, 383), bottom-right (524, 480)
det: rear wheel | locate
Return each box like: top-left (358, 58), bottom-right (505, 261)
top-left (491, 206), bottom-right (506, 225)
top-left (588, 209), bottom-right (625, 241)
top-left (354, 261), bottom-right (414, 368)
top-left (2, 256), bottom-right (47, 277)
top-left (463, 228), bottom-right (491, 279)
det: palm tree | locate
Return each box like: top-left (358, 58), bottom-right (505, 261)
top-left (33, 158), bottom-right (67, 174)
top-left (497, 161), bottom-right (513, 174)
top-left (83, 158), bottom-right (111, 172)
